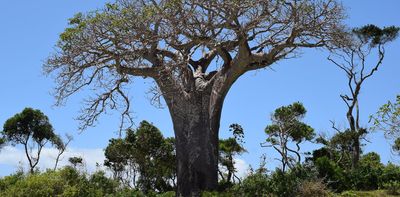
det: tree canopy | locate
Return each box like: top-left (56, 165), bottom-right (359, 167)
top-left (263, 102), bottom-right (315, 172)
top-left (1, 108), bottom-right (60, 173)
top-left (45, 0), bottom-right (346, 130)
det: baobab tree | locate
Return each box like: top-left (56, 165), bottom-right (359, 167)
top-left (45, 0), bottom-right (346, 195)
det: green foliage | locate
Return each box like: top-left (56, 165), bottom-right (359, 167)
top-left (88, 171), bottom-right (119, 195)
top-left (271, 164), bottom-right (317, 196)
top-left (219, 124), bottom-right (246, 185)
top-left (2, 108), bottom-right (55, 145)
top-left (104, 137), bottom-right (132, 177)
top-left (264, 102), bottom-right (315, 171)
top-left (0, 171), bottom-right (24, 191)
top-left (380, 162), bottom-right (400, 187)
top-left (372, 95), bottom-right (400, 154)
top-left (68, 156), bottom-right (83, 169)
top-left (351, 152), bottom-right (383, 190)
top-left (353, 25), bottom-right (400, 47)
top-left (383, 181), bottom-right (400, 195)
top-left (231, 173), bottom-right (271, 196)
top-left (0, 167), bottom-right (123, 197)
top-left (1, 108), bottom-right (60, 173)
top-left (133, 121), bottom-right (176, 193)
top-left (232, 164), bottom-right (318, 197)
top-left (311, 150), bottom-right (400, 193)
top-left (265, 102), bottom-right (315, 144)
top-left (314, 156), bottom-right (348, 191)
top-left (104, 121), bottom-right (176, 194)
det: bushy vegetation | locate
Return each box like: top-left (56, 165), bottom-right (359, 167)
top-left (2, 108), bottom-right (400, 196)
top-left (0, 167), bottom-right (120, 197)
top-left (1, 161), bottom-right (399, 197)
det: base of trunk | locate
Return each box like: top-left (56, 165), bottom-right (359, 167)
top-left (173, 116), bottom-right (219, 196)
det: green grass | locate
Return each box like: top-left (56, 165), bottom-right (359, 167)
top-left (339, 190), bottom-right (400, 197)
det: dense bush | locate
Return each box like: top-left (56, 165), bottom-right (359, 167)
top-left (350, 152), bottom-right (383, 190)
top-left (1, 152), bottom-right (400, 196)
top-left (0, 171), bottom-right (24, 192)
top-left (380, 162), bottom-right (400, 187)
top-left (383, 181), bottom-right (400, 195)
top-left (0, 167), bottom-right (123, 197)
top-left (314, 156), bottom-right (348, 192)
top-left (231, 164), bottom-right (319, 197)
top-left (312, 152), bottom-right (400, 192)
top-left (231, 173), bottom-right (271, 196)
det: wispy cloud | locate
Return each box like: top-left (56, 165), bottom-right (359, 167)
top-left (0, 146), bottom-right (251, 180)
top-left (235, 158), bottom-right (251, 178)
top-left (219, 157), bottom-right (250, 179)
top-left (0, 146), bottom-right (105, 174)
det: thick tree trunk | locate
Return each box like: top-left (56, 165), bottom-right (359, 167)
top-left (169, 96), bottom-right (221, 197)
top-left (156, 61), bottom-right (241, 196)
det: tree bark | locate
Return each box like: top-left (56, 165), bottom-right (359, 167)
top-left (154, 52), bottom-right (244, 196)
top-left (168, 95), bottom-right (221, 197)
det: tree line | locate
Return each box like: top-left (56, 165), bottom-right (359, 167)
top-left (1, 93), bottom-right (400, 196)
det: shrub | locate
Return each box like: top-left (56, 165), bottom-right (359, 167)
top-left (350, 152), bottom-right (383, 191)
top-left (314, 156), bottom-right (348, 192)
top-left (0, 171), bottom-right (24, 191)
top-left (88, 170), bottom-right (119, 195)
top-left (384, 181), bottom-right (400, 195)
top-left (268, 164), bottom-right (317, 197)
top-left (0, 170), bottom-right (65, 197)
top-left (380, 162), bottom-right (400, 187)
top-left (231, 173), bottom-right (271, 196)
top-left (296, 179), bottom-right (331, 197)
top-left (0, 167), bottom-right (122, 197)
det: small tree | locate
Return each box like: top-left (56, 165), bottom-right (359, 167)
top-left (104, 121), bottom-right (176, 193)
top-left (104, 129), bottom-right (138, 188)
top-left (218, 124), bottom-right (246, 184)
top-left (262, 102), bottom-right (314, 172)
top-left (1, 108), bottom-right (59, 173)
top-left (53, 134), bottom-right (73, 170)
top-left (134, 121), bottom-right (176, 193)
top-left (328, 25), bottom-right (399, 167)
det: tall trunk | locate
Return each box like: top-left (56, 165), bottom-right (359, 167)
top-left (156, 62), bottom-right (242, 196)
top-left (347, 107), bottom-right (361, 168)
top-left (169, 96), bottom-right (221, 197)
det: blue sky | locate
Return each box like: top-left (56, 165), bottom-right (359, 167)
top-left (0, 1), bottom-right (399, 176)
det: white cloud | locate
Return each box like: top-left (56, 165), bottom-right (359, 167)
top-left (234, 158), bottom-right (251, 178)
top-left (0, 146), bottom-right (251, 180)
top-left (0, 146), bottom-right (105, 173)
top-left (219, 157), bottom-right (250, 180)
